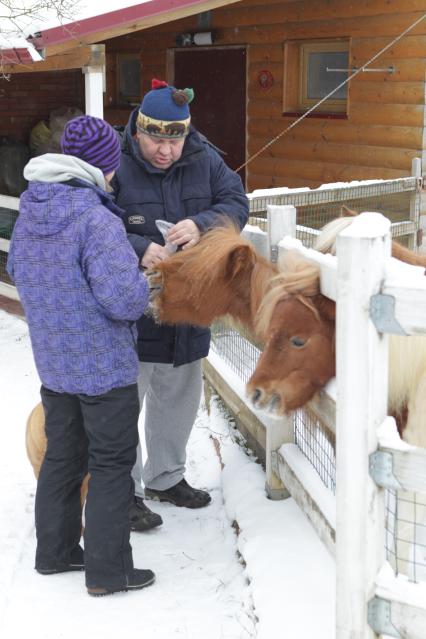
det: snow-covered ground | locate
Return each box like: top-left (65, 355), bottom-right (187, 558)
top-left (0, 309), bottom-right (335, 638)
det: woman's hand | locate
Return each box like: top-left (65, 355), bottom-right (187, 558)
top-left (167, 219), bottom-right (201, 250)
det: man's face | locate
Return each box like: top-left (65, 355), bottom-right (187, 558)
top-left (137, 132), bottom-right (185, 169)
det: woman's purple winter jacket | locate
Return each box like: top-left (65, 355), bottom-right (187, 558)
top-left (7, 180), bottom-right (149, 396)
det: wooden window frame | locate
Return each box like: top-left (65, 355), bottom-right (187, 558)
top-left (283, 39), bottom-right (350, 117)
top-left (116, 53), bottom-right (141, 106)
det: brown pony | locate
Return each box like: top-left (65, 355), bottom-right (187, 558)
top-left (245, 252), bottom-right (335, 413)
top-left (148, 223), bottom-right (277, 334)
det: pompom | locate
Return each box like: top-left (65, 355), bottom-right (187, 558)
top-left (172, 88), bottom-right (194, 106)
top-left (152, 78), bottom-right (168, 90)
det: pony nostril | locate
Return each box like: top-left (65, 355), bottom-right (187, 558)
top-left (269, 394), bottom-right (281, 413)
top-left (252, 388), bottom-right (262, 403)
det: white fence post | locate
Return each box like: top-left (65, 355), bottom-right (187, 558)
top-left (335, 213), bottom-right (390, 638)
top-left (267, 204), bottom-right (296, 262)
top-left (263, 204), bottom-right (297, 499)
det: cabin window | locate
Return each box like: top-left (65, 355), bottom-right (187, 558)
top-left (116, 54), bottom-right (141, 105)
top-left (283, 40), bottom-right (350, 116)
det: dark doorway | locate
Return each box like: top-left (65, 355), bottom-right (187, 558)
top-left (174, 47), bottom-right (246, 187)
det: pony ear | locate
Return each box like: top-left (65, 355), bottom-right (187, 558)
top-left (225, 245), bottom-right (256, 280)
top-left (316, 295), bottom-right (336, 321)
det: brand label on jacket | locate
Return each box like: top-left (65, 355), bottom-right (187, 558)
top-left (128, 215), bottom-right (145, 225)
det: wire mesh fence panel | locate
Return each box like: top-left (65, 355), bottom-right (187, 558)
top-left (385, 489), bottom-right (426, 583)
top-left (248, 178), bottom-right (419, 248)
top-left (294, 408), bottom-right (336, 493)
top-left (210, 319), bottom-right (261, 382)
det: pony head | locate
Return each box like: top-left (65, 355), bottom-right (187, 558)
top-left (147, 223), bottom-right (261, 329)
top-left (247, 251), bottom-right (336, 414)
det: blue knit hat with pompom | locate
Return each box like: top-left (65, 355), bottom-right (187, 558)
top-left (137, 79), bottom-right (194, 138)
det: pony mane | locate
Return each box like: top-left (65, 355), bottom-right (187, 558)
top-left (255, 251), bottom-right (321, 338)
top-left (314, 217), bottom-right (354, 255)
top-left (172, 222), bottom-right (253, 292)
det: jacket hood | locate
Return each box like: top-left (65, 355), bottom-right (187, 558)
top-left (24, 153), bottom-right (107, 190)
top-left (18, 175), bottom-right (123, 238)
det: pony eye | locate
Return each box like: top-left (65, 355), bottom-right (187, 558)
top-left (290, 336), bottom-right (306, 348)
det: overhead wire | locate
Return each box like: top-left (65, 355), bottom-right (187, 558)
top-left (236, 11), bottom-right (426, 174)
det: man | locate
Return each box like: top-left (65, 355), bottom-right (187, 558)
top-left (113, 79), bottom-right (249, 525)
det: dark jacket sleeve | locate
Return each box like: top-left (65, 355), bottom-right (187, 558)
top-left (187, 147), bottom-right (249, 233)
top-left (126, 233), bottom-right (152, 260)
top-left (81, 207), bottom-right (149, 321)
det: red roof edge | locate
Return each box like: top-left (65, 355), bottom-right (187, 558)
top-left (30, 0), bottom-right (212, 49)
top-left (0, 48), bottom-right (35, 65)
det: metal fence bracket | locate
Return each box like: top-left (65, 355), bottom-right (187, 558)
top-left (369, 450), bottom-right (402, 490)
top-left (270, 244), bottom-right (279, 263)
top-left (368, 597), bottom-right (401, 638)
top-left (370, 294), bottom-right (407, 335)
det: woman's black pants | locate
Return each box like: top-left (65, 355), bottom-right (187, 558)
top-left (35, 383), bottom-right (139, 590)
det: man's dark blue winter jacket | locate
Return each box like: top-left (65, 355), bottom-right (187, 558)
top-left (113, 110), bottom-right (249, 366)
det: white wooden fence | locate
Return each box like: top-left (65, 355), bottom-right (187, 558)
top-left (237, 207), bottom-right (426, 638)
top-left (0, 194), bottom-right (19, 300)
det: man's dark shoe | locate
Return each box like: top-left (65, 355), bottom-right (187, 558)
top-left (129, 496), bottom-right (163, 532)
top-left (36, 544), bottom-right (85, 575)
top-left (144, 478), bottom-right (211, 509)
top-left (87, 568), bottom-right (155, 597)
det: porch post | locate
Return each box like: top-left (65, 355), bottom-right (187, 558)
top-left (82, 65), bottom-right (104, 118)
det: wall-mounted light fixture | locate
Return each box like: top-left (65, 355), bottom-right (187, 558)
top-left (175, 31), bottom-right (214, 47)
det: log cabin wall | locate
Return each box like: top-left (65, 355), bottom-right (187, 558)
top-left (0, 71), bottom-right (84, 142)
top-left (104, 0), bottom-right (426, 191)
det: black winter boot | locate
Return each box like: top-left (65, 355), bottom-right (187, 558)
top-left (144, 478), bottom-right (211, 509)
top-left (36, 544), bottom-right (85, 575)
top-left (129, 496), bottom-right (163, 532)
top-left (87, 568), bottom-right (155, 597)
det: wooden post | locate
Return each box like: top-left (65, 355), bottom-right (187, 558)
top-left (267, 204), bottom-right (296, 262)
top-left (335, 213), bottom-right (390, 638)
top-left (264, 414), bottom-right (293, 500)
top-left (83, 66), bottom-right (104, 118)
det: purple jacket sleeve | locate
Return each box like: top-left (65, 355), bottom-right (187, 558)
top-left (81, 207), bottom-right (149, 321)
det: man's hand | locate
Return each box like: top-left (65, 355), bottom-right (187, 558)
top-left (167, 219), bottom-right (201, 250)
top-left (141, 242), bottom-right (170, 269)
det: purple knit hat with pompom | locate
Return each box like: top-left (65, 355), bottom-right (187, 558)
top-left (61, 115), bottom-right (121, 175)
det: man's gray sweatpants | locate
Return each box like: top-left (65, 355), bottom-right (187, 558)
top-left (132, 359), bottom-right (203, 495)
